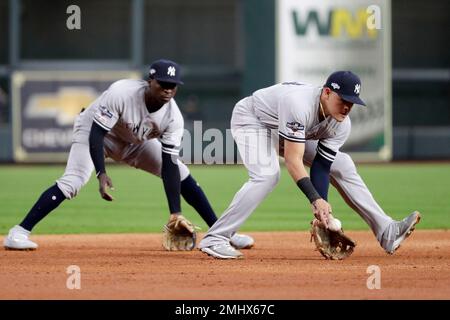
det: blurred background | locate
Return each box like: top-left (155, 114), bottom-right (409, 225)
top-left (0, 0), bottom-right (449, 163)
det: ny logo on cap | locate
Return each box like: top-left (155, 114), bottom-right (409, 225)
top-left (331, 82), bottom-right (340, 90)
top-left (354, 84), bottom-right (361, 94)
top-left (167, 66), bottom-right (176, 77)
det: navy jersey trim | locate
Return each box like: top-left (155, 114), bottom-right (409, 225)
top-left (317, 141), bottom-right (337, 162)
top-left (93, 118), bottom-right (112, 132)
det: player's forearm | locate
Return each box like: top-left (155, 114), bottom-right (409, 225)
top-left (283, 152), bottom-right (322, 205)
top-left (283, 140), bottom-right (309, 182)
top-left (89, 122), bottom-right (108, 177)
top-left (161, 151), bottom-right (181, 214)
top-left (310, 153), bottom-right (332, 201)
top-left (285, 158), bottom-right (321, 203)
top-left (284, 156), bottom-right (309, 182)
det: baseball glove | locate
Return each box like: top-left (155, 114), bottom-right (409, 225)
top-left (162, 215), bottom-right (197, 251)
top-left (310, 218), bottom-right (356, 260)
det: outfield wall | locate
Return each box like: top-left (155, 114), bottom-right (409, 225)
top-left (0, 0), bottom-right (448, 162)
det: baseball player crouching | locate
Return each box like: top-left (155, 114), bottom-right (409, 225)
top-left (3, 59), bottom-right (254, 251)
top-left (199, 71), bottom-right (420, 259)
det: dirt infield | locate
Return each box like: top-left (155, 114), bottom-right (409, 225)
top-left (1, 230), bottom-right (449, 300)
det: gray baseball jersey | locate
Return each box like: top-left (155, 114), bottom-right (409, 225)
top-left (78, 79), bottom-right (184, 155)
top-left (56, 79), bottom-right (190, 199)
top-left (252, 82), bottom-right (351, 161)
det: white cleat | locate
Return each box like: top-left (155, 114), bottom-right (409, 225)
top-left (230, 233), bottom-right (255, 249)
top-left (201, 243), bottom-right (243, 259)
top-left (3, 225), bottom-right (38, 251)
top-left (381, 211), bottom-right (421, 254)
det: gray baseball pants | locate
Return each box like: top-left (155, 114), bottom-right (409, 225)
top-left (199, 97), bottom-right (393, 248)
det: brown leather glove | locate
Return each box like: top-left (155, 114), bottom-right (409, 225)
top-left (162, 215), bottom-right (197, 251)
top-left (310, 219), bottom-right (356, 260)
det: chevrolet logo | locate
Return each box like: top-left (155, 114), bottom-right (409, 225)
top-left (25, 87), bottom-right (99, 125)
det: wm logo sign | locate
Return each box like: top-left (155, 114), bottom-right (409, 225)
top-left (292, 8), bottom-right (379, 39)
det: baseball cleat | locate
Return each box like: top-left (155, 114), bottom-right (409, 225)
top-left (201, 243), bottom-right (243, 259)
top-left (381, 211), bottom-right (421, 254)
top-left (230, 233), bottom-right (255, 250)
top-left (3, 225), bottom-right (38, 251)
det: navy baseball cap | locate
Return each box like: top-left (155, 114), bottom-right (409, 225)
top-left (324, 71), bottom-right (366, 106)
top-left (149, 59), bottom-right (184, 85)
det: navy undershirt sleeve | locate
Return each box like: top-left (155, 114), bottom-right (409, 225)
top-left (310, 152), bottom-right (332, 201)
top-left (161, 147), bottom-right (181, 213)
top-left (89, 121), bottom-right (108, 176)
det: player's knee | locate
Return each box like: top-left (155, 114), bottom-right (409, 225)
top-left (331, 153), bottom-right (356, 179)
top-left (251, 170), bottom-right (280, 191)
top-left (272, 169), bottom-right (281, 186)
top-left (152, 162), bottom-right (190, 180)
top-left (263, 173), bottom-right (280, 192)
top-left (178, 161), bottom-right (190, 181)
top-left (56, 175), bottom-right (89, 200)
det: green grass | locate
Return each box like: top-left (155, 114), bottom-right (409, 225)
top-left (0, 163), bottom-right (449, 234)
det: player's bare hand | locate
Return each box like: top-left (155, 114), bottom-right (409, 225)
top-left (98, 173), bottom-right (114, 201)
top-left (311, 198), bottom-right (331, 228)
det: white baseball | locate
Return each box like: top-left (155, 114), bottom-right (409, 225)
top-left (328, 218), bottom-right (342, 231)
